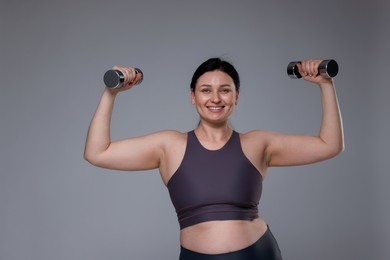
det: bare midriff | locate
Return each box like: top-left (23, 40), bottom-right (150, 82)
top-left (179, 216), bottom-right (267, 254)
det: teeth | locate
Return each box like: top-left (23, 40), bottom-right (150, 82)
top-left (209, 107), bottom-right (222, 110)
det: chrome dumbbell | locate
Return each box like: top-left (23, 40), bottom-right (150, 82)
top-left (103, 68), bottom-right (144, 88)
top-left (287, 59), bottom-right (338, 79)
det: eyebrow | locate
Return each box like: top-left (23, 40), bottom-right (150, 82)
top-left (200, 84), bottom-right (233, 88)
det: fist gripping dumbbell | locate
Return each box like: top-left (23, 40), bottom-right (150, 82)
top-left (103, 68), bottom-right (144, 88)
top-left (287, 59), bottom-right (338, 79)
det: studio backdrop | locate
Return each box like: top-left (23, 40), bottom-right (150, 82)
top-left (1, 1), bottom-right (389, 259)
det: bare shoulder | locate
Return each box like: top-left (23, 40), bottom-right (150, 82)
top-left (154, 130), bottom-right (187, 142)
top-left (239, 129), bottom-right (291, 159)
top-left (151, 130), bottom-right (188, 151)
top-left (239, 129), bottom-right (273, 145)
top-left (137, 129), bottom-right (185, 139)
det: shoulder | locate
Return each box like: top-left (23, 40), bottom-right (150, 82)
top-left (236, 130), bottom-right (277, 175)
top-left (150, 130), bottom-right (188, 147)
top-left (238, 129), bottom-right (274, 144)
top-left (127, 130), bottom-right (187, 150)
top-left (238, 130), bottom-right (284, 156)
top-left (237, 130), bottom-right (274, 157)
top-left (154, 130), bottom-right (187, 139)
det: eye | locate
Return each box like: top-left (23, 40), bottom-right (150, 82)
top-left (220, 88), bottom-right (231, 93)
top-left (201, 88), bottom-right (211, 93)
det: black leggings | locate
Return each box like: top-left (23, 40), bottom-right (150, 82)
top-left (179, 226), bottom-right (282, 260)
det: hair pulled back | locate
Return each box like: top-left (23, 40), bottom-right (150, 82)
top-left (190, 58), bottom-right (240, 92)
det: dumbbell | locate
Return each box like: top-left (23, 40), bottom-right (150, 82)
top-left (287, 59), bottom-right (338, 79)
top-left (103, 68), bottom-right (144, 88)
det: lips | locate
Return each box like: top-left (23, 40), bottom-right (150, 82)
top-left (207, 106), bottom-right (224, 111)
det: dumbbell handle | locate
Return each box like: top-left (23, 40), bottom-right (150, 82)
top-left (103, 68), bottom-right (143, 88)
top-left (287, 59), bottom-right (338, 79)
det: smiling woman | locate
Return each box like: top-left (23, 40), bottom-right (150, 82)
top-left (84, 57), bottom-right (344, 260)
top-left (189, 58), bottom-right (240, 130)
top-left (191, 70), bottom-right (239, 126)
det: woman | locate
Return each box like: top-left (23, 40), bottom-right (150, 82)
top-left (84, 58), bottom-right (344, 259)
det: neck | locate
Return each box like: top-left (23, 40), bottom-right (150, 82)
top-left (195, 122), bottom-right (232, 142)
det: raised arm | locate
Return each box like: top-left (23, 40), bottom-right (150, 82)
top-left (83, 66), bottom-right (163, 171)
top-left (265, 59), bottom-right (345, 167)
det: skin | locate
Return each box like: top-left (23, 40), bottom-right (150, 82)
top-left (84, 60), bottom-right (344, 254)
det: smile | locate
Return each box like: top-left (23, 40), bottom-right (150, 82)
top-left (207, 106), bottom-right (224, 111)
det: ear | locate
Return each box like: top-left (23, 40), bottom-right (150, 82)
top-left (191, 90), bottom-right (195, 105)
top-left (235, 89), bottom-right (239, 105)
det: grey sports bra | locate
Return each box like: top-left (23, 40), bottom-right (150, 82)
top-left (167, 130), bottom-right (263, 230)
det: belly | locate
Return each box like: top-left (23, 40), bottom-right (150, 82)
top-left (180, 217), bottom-right (267, 254)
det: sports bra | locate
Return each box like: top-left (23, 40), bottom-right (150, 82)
top-left (167, 130), bottom-right (263, 230)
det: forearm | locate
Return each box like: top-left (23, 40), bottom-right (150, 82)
top-left (84, 89), bottom-right (117, 162)
top-left (318, 80), bottom-right (345, 155)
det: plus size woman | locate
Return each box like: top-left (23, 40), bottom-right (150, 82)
top-left (84, 57), bottom-right (344, 259)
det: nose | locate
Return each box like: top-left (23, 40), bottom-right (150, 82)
top-left (210, 91), bottom-right (221, 103)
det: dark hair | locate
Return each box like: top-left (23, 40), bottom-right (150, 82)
top-left (190, 58), bottom-right (240, 92)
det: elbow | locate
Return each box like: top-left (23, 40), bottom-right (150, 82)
top-left (84, 145), bottom-right (111, 168)
top-left (83, 153), bottom-right (94, 165)
top-left (83, 151), bottom-right (101, 167)
top-left (337, 138), bottom-right (346, 155)
top-left (83, 148), bottom-right (92, 163)
top-left (84, 153), bottom-right (91, 164)
top-left (328, 142), bottom-right (345, 159)
top-left (320, 134), bottom-right (345, 159)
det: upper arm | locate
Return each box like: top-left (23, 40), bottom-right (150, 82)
top-left (265, 132), bottom-right (342, 167)
top-left (88, 131), bottom-right (175, 171)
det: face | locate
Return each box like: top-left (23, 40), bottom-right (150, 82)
top-left (191, 70), bottom-right (239, 125)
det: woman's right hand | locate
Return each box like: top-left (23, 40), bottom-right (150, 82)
top-left (107, 66), bottom-right (140, 94)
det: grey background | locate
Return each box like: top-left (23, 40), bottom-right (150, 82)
top-left (1, 0), bottom-right (389, 259)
